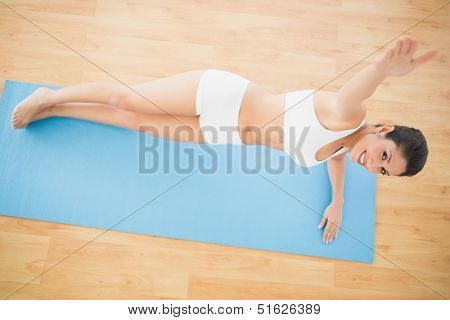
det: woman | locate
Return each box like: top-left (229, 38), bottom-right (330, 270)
top-left (10, 36), bottom-right (437, 243)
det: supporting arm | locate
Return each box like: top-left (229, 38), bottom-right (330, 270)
top-left (318, 154), bottom-right (345, 244)
top-left (327, 154), bottom-right (346, 203)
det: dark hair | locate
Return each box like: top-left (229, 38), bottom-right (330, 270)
top-left (375, 124), bottom-right (428, 176)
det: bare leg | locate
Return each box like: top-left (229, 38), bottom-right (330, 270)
top-left (31, 102), bottom-right (205, 143)
top-left (11, 70), bottom-right (206, 129)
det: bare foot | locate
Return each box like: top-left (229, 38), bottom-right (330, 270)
top-left (27, 106), bottom-right (54, 124)
top-left (11, 87), bottom-right (53, 129)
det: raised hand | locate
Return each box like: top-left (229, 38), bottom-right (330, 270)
top-left (374, 36), bottom-right (438, 77)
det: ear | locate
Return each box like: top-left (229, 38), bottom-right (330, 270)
top-left (376, 124), bottom-right (395, 135)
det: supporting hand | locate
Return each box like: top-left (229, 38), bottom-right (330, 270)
top-left (318, 200), bottom-right (343, 244)
top-left (374, 36), bottom-right (438, 77)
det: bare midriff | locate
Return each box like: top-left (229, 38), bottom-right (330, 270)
top-left (237, 82), bottom-right (285, 150)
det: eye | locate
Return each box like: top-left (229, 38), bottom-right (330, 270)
top-left (381, 168), bottom-right (386, 176)
top-left (382, 151), bottom-right (387, 161)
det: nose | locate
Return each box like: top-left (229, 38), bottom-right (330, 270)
top-left (365, 157), bottom-right (381, 173)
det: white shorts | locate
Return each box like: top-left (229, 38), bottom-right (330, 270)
top-left (195, 69), bottom-right (250, 145)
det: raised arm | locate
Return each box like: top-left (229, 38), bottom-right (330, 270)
top-left (336, 36), bottom-right (438, 118)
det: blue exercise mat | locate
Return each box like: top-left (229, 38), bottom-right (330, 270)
top-left (0, 80), bottom-right (376, 263)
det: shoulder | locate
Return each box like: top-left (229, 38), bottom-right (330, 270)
top-left (315, 90), bottom-right (366, 129)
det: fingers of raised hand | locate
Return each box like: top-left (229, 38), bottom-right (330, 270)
top-left (387, 48), bottom-right (395, 60)
top-left (412, 49), bottom-right (438, 67)
top-left (394, 38), bottom-right (402, 56)
top-left (406, 38), bottom-right (418, 57)
top-left (399, 37), bottom-right (410, 56)
top-left (394, 36), bottom-right (417, 57)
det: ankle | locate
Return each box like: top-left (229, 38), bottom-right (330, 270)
top-left (38, 87), bottom-right (55, 109)
top-left (40, 105), bottom-right (56, 117)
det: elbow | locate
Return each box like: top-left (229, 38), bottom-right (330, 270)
top-left (330, 153), bottom-right (346, 161)
top-left (335, 99), bottom-right (368, 122)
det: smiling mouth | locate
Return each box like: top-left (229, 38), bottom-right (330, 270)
top-left (358, 150), bottom-right (366, 167)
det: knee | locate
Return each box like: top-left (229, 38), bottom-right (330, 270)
top-left (110, 87), bottom-right (135, 110)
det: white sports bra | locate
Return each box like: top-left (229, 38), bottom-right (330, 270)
top-left (283, 89), bottom-right (365, 168)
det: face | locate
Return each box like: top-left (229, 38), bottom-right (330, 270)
top-left (349, 125), bottom-right (407, 176)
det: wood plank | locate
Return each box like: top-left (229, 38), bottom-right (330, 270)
top-left (0, 0), bottom-right (448, 299)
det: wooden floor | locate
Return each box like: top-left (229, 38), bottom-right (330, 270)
top-left (0, 0), bottom-right (449, 299)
